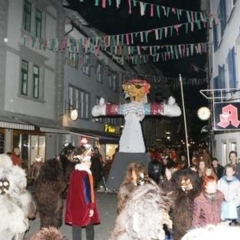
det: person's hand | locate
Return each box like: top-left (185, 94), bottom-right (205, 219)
top-left (89, 209), bottom-right (94, 217)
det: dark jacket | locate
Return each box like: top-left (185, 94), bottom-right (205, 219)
top-left (212, 164), bottom-right (224, 180)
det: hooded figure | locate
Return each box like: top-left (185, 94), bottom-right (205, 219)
top-left (65, 147), bottom-right (100, 240)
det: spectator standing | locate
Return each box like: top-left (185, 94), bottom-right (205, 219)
top-left (148, 158), bottom-right (163, 184)
top-left (218, 164), bottom-right (240, 226)
top-left (31, 155), bottom-right (44, 181)
top-left (192, 176), bottom-right (224, 228)
top-left (90, 147), bottom-right (104, 189)
top-left (199, 147), bottom-right (211, 166)
top-left (223, 151), bottom-right (240, 180)
top-left (65, 148), bottom-right (100, 240)
top-left (11, 146), bottom-right (22, 166)
top-left (211, 158), bottom-right (224, 180)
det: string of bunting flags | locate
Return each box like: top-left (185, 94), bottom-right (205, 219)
top-left (79, 0), bottom-right (210, 22)
top-left (23, 16), bottom-right (207, 53)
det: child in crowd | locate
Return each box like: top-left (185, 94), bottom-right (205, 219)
top-left (217, 164), bottom-right (240, 226)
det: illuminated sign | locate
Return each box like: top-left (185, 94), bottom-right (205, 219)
top-left (104, 124), bottom-right (119, 134)
top-left (214, 102), bottom-right (240, 130)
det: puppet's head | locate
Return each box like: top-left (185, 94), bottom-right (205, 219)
top-left (173, 168), bottom-right (202, 198)
top-left (122, 79), bottom-right (150, 103)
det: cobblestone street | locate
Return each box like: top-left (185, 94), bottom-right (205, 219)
top-left (24, 192), bottom-right (117, 240)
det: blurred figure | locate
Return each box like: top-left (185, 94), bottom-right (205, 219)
top-left (30, 227), bottom-right (67, 240)
top-left (148, 158), bottom-right (163, 184)
top-left (198, 147), bottom-right (211, 166)
top-left (117, 162), bottom-right (149, 214)
top-left (160, 162), bottom-right (177, 194)
top-left (90, 147), bottom-right (104, 189)
top-left (11, 146), bottom-right (22, 167)
top-left (223, 151), bottom-right (240, 180)
top-left (182, 224), bottom-right (240, 240)
top-left (211, 157), bottom-right (224, 180)
top-left (217, 164), bottom-right (240, 226)
top-left (35, 159), bottom-right (67, 229)
top-left (197, 158), bottom-right (207, 179)
top-left (205, 166), bottom-right (217, 179)
top-left (110, 178), bottom-right (172, 240)
top-left (31, 155), bottom-right (44, 181)
top-left (192, 176), bottom-right (224, 228)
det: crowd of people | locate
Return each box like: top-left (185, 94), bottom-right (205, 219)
top-left (1, 143), bottom-right (240, 240)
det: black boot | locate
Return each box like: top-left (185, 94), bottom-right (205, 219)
top-left (229, 219), bottom-right (238, 226)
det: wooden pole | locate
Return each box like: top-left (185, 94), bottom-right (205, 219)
top-left (179, 74), bottom-right (191, 166)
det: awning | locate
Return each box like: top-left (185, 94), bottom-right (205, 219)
top-left (0, 115), bottom-right (34, 130)
top-left (0, 113), bottom-right (69, 134)
top-left (40, 127), bottom-right (69, 134)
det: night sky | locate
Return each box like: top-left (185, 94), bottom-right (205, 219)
top-left (65, 0), bottom-right (209, 142)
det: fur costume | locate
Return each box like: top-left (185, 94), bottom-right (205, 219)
top-left (34, 159), bottom-right (67, 229)
top-left (0, 154), bottom-right (36, 240)
top-left (109, 181), bottom-right (172, 240)
top-left (30, 227), bottom-right (68, 240)
top-left (172, 168), bottom-right (202, 240)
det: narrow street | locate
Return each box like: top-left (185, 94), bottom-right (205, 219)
top-left (24, 192), bottom-right (118, 240)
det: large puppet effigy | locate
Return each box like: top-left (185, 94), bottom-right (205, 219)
top-left (92, 79), bottom-right (181, 190)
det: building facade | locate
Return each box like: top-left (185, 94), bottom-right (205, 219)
top-left (209, 0), bottom-right (240, 165)
top-left (0, 0), bottom-right (68, 169)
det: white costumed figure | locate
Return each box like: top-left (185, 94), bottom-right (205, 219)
top-left (0, 154), bottom-right (36, 240)
top-left (92, 79), bottom-right (181, 153)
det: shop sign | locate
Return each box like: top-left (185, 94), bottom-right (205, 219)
top-left (214, 102), bottom-right (240, 130)
top-left (104, 124), bottom-right (119, 134)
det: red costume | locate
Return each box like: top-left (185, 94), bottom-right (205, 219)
top-left (65, 169), bottom-right (100, 226)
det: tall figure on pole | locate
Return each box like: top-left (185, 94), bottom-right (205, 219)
top-left (92, 79), bottom-right (182, 190)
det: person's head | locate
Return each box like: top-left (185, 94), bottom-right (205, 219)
top-left (211, 157), bottom-right (219, 168)
top-left (35, 155), bottom-right (42, 162)
top-left (162, 157), bottom-right (169, 165)
top-left (203, 176), bottom-right (218, 201)
top-left (191, 155), bottom-right (197, 165)
top-left (205, 166), bottom-right (216, 178)
top-left (225, 164), bottom-right (235, 179)
top-left (94, 147), bottom-right (99, 154)
top-left (13, 147), bottom-right (20, 156)
top-left (123, 162), bottom-right (149, 186)
top-left (198, 159), bottom-right (206, 171)
top-left (229, 151), bottom-right (238, 165)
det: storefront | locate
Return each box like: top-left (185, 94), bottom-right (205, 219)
top-left (0, 114), bottom-right (69, 170)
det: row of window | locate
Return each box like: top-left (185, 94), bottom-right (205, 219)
top-left (68, 86), bottom-right (118, 125)
top-left (213, 46), bottom-right (237, 92)
top-left (66, 53), bottom-right (119, 92)
top-left (23, 0), bottom-right (42, 38)
top-left (21, 60), bottom-right (40, 99)
top-left (213, 0), bottom-right (237, 51)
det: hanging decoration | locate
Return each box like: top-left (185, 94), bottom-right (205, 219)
top-left (80, 0), bottom-right (209, 22)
